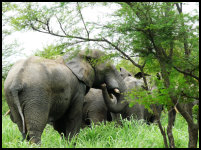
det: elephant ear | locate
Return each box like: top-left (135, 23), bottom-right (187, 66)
top-left (64, 50), bottom-right (104, 88)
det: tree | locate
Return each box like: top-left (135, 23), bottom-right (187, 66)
top-left (112, 2), bottom-right (199, 148)
top-left (2, 2), bottom-right (23, 79)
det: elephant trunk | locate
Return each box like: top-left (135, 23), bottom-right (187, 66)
top-left (101, 84), bottom-right (128, 113)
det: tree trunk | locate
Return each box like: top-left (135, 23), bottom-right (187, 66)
top-left (167, 107), bottom-right (176, 148)
top-left (188, 124), bottom-right (198, 148)
top-left (159, 60), bottom-right (176, 148)
top-left (159, 59), bottom-right (198, 148)
top-left (153, 104), bottom-right (169, 148)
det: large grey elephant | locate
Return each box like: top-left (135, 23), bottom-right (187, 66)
top-left (4, 49), bottom-right (126, 144)
top-left (102, 68), bottom-right (163, 123)
top-left (82, 68), bottom-right (163, 127)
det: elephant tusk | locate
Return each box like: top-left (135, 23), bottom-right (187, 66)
top-left (4, 109), bottom-right (11, 116)
top-left (109, 94), bottom-right (113, 99)
top-left (114, 88), bottom-right (120, 94)
top-left (101, 83), bottom-right (106, 87)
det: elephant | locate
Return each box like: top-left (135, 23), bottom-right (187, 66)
top-left (82, 67), bottom-right (163, 127)
top-left (81, 88), bottom-right (117, 128)
top-left (102, 67), bottom-right (163, 123)
top-left (4, 49), bottom-right (127, 144)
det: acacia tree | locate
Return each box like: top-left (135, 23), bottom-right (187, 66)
top-left (9, 2), bottom-right (199, 148)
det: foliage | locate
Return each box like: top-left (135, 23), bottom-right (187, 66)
top-left (110, 2), bottom-right (199, 110)
top-left (2, 113), bottom-right (196, 148)
top-left (2, 2), bottom-right (23, 80)
top-left (116, 59), bottom-right (141, 76)
top-left (2, 79), bottom-right (9, 115)
top-left (34, 44), bottom-right (64, 59)
top-left (192, 104), bottom-right (199, 120)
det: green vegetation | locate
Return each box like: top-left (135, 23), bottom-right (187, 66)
top-left (2, 113), bottom-right (194, 148)
top-left (2, 80), bottom-right (9, 115)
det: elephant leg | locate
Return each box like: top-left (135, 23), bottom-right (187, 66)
top-left (86, 111), bottom-right (104, 126)
top-left (53, 99), bottom-right (84, 142)
top-left (53, 83), bottom-right (86, 142)
top-left (23, 100), bottom-right (49, 144)
top-left (64, 98), bottom-right (84, 141)
top-left (64, 83), bottom-right (86, 141)
top-left (53, 116), bottom-right (66, 138)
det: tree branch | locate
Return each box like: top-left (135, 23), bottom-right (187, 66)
top-left (46, 18), bottom-right (51, 33)
top-left (181, 91), bottom-right (199, 101)
top-left (152, 104), bottom-right (169, 148)
top-left (77, 2), bottom-right (90, 39)
top-left (101, 38), bottom-right (142, 68)
top-left (175, 3), bottom-right (182, 14)
top-left (30, 17), bottom-right (146, 74)
top-left (55, 15), bottom-right (67, 36)
top-left (173, 66), bottom-right (199, 82)
top-left (31, 23), bottom-right (66, 38)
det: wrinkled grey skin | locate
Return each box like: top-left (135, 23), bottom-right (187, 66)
top-left (82, 88), bottom-right (117, 128)
top-left (4, 49), bottom-right (127, 144)
top-left (118, 68), bottom-right (145, 120)
top-left (82, 68), bottom-right (162, 127)
top-left (102, 67), bottom-right (163, 123)
top-left (81, 69), bottom-right (138, 128)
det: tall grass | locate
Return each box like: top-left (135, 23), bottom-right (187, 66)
top-left (2, 112), bottom-right (197, 148)
top-left (2, 79), bottom-right (9, 115)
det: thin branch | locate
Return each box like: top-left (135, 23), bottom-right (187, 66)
top-left (35, 18), bottom-right (47, 25)
top-left (142, 60), bottom-right (146, 68)
top-left (153, 104), bottom-right (169, 148)
top-left (77, 2), bottom-right (90, 39)
top-left (31, 23), bottom-right (66, 38)
top-left (30, 22), bottom-right (105, 42)
top-left (46, 18), bottom-right (51, 33)
top-left (66, 40), bottom-right (87, 46)
top-left (30, 18), bottom-right (144, 72)
top-left (190, 65), bottom-right (199, 74)
top-left (181, 91), bottom-right (199, 101)
top-left (175, 3), bottom-right (182, 14)
top-left (102, 38), bottom-right (142, 68)
top-left (173, 66), bottom-right (199, 82)
top-left (168, 41), bottom-right (174, 59)
top-left (94, 42), bottom-right (111, 52)
top-left (55, 15), bottom-right (67, 36)
top-left (120, 55), bottom-right (140, 60)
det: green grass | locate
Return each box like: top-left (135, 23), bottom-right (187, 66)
top-left (2, 112), bottom-right (198, 148)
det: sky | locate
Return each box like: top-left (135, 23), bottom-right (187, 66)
top-left (3, 2), bottom-right (199, 63)
top-left (3, 2), bottom-right (119, 63)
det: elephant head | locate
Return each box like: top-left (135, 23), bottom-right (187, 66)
top-left (102, 67), bottom-right (163, 122)
top-left (120, 67), bottom-right (132, 79)
top-left (64, 49), bottom-right (127, 95)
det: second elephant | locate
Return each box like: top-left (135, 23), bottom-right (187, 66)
top-left (82, 88), bottom-right (116, 128)
top-left (82, 68), bottom-right (163, 127)
top-left (102, 68), bottom-right (163, 123)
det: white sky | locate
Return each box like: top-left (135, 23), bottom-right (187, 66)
top-left (3, 2), bottom-right (199, 63)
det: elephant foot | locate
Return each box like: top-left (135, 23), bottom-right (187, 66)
top-left (29, 136), bottom-right (41, 145)
top-left (28, 131), bottom-right (42, 145)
